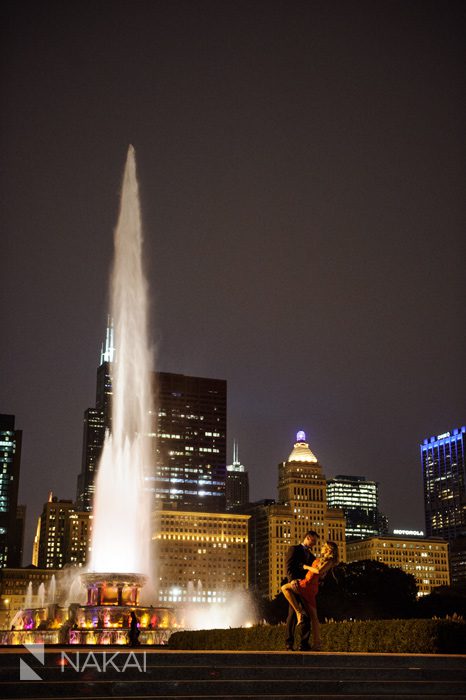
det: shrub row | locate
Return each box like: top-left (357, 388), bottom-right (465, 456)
top-left (168, 618), bottom-right (466, 654)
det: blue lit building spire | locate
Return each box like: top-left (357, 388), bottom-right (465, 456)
top-left (288, 430), bottom-right (318, 463)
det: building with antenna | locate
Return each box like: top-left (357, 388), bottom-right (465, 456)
top-left (225, 441), bottom-right (249, 510)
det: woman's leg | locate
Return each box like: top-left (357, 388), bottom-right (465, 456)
top-left (281, 583), bottom-right (304, 622)
top-left (308, 606), bottom-right (321, 648)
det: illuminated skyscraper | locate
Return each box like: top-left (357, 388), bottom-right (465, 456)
top-left (277, 431), bottom-right (346, 553)
top-left (37, 495), bottom-right (75, 569)
top-left (0, 415), bottom-right (22, 568)
top-left (76, 326), bottom-right (227, 512)
top-left (421, 426), bottom-right (466, 584)
top-left (36, 494), bottom-right (92, 569)
top-left (152, 372), bottom-right (227, 512)
top-left (76, 408), bottom-right (106, 511)
top-left (327, 475), bottom-right (383, 541)
top-left (225, 441), bottom-right (249, 510)
top-left (422, 427), bottom-right (466, 539)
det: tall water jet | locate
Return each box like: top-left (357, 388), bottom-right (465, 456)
top-left (90, 145), bottom-right (153, 576)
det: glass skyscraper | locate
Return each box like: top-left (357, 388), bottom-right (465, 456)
top-left (421, 426), bottom-right (466, 585)
top-left (421, 427), bottom-right (466, 540)
top-left (151, 372), bottom-right (227, 512)
top-left (0, 414), bottom-right (22, 568)
top-left (326, 474), bottom-right (382, 541)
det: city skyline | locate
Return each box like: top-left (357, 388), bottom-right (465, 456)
top-left (2, 1), bottom-right (465, 560)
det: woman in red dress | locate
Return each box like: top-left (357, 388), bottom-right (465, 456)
top-left (281, 541), bottom-right (338, 651)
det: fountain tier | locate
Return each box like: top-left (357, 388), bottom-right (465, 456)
top-left (81, 572), bottom-right (147, 607)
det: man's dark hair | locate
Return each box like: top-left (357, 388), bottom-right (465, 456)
top-left (305, 530), bottom-right (318, 539)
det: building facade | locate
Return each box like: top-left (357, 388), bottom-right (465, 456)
top-left (449, 535), bottom-right (466, 586)
top-left (76, 408), bottom-right (106, 511)
top-left (346, 534), bottom-right (450, 596)
top-left (327, 475), bottom-right (382, 540)
top-left (0, 415), bottom-right (23, 568)
top-left (225, 442), bottom-right (249, 510)
top-left (240, 500), bottom-right (276, 598)
top-left (76, 407), bottom-right (106, 512)
top-left (152, 509), bottom-right (249, 605)
top-left (151, 372), bottom-right (227, 512)
top-left (36, 495), bottom-right (92, 569)
top-left (13, 505), bottom-right (26, 569)
top-left (421, 426), bottom-right (466, 584)
top-left (66, 511), bottom-right (93, 567)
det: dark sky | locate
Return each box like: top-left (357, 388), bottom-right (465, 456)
top-left (2, 0), bottom-right (465, 563)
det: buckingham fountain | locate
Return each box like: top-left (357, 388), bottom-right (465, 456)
top-left (3, 147), bottom-right (176, 645)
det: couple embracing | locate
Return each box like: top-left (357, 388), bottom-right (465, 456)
top-left (282, 530), bottom-right (338, 651)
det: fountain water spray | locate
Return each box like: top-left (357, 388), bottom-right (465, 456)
top-left (90, 145), bottom-right (153, 576)
top-left (37, 583), bottom-right (45, 608)
top-left (24, 582), bottom-right (33, 610)
top-left (47, 575), bottom-right (57, 605)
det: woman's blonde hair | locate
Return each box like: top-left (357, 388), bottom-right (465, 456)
top-left (322, 541), bottom-right (339, 564)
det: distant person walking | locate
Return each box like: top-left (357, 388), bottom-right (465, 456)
top-left (284, 531), bottom-right (317, 651)
top-left (282, 541), bottom-right (339, 651)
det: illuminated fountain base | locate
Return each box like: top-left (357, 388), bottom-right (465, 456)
top-left (2, 572), bottom-right (177, 646)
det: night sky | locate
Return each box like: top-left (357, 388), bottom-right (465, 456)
top-left (2, 1), bottom-right (465, 563)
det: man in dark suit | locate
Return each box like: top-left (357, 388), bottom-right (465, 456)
top-left (284, 530), bottom-right (317, 651)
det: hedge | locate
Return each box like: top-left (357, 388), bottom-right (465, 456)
top-left (168, 618), bottom-right (466, 654)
